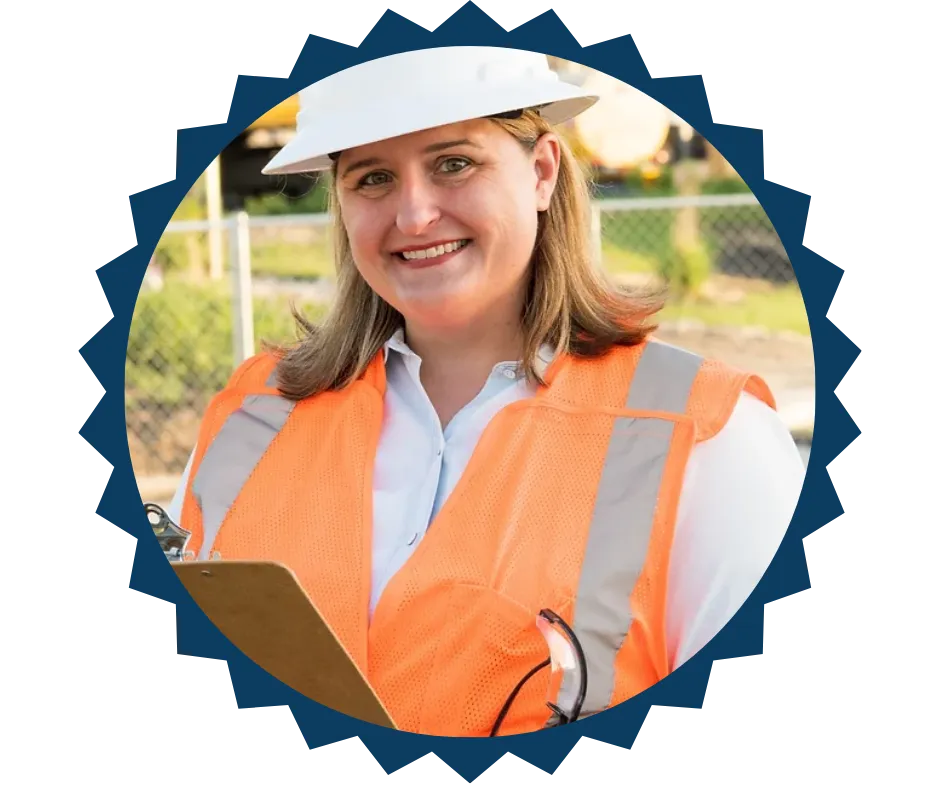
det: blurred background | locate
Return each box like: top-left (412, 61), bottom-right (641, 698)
top-left (129, 57), bottom-right (814, 505)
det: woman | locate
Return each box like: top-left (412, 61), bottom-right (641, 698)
top-left (164, 47), bottom-right (806, 737)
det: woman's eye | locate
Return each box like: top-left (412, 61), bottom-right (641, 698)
top-left (439, 157), bottom-right (471, 174)
top-left (359, 172), bottom-right (386, 186)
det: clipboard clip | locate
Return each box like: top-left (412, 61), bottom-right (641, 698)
top-left (145, 502), bottom-right (196, 562)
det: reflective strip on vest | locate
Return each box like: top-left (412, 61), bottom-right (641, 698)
top-left (191, 381), bottom-right (294, 559)
top-left (556, 342), bottom-right (703, 715)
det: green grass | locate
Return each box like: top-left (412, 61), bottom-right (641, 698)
top-left (601, 244), bottom-right (659, 274)
top-left (252, 242), bottom-right (335, 280)
top-left (660, 284), bottom-right (810, 335)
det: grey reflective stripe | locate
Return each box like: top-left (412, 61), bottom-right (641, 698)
top-left (191, 392), bottom-right (294, 559)
top-left (556, 343), bottom-right (703, 715)
top-left (626, 341), bottom-right (703, 413)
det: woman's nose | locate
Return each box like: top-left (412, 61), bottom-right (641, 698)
top-left (395, 177), bottom-right (441, 236)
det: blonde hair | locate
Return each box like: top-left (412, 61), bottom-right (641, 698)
top-left (271, 110), bottom-right (665, 399)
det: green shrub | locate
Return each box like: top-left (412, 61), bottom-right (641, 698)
top-left (243, 178), bottom-right (331, 215)
top-left (126, 282), bottom-right (326, 411)
top-left (660, 241), bottom-right (713, 299)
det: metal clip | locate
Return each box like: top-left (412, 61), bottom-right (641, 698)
top-left (145, 502), bottom-right (193, 563)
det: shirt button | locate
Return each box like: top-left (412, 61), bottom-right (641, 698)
top-left (503, 368), bottom-right (516, 379)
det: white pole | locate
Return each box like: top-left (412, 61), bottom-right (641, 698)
top-left (206, 156), bottom-right (224, 280)
top-left (590, 202), bottom-right (602, 269)
top-left (230, 212), bottom-right (254, 366)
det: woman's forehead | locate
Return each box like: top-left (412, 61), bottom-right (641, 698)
top-left (341, 118), bottom-right (503, 161)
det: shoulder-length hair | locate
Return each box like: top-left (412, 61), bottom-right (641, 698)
top-left (271, 109), bottom-right (665, 400)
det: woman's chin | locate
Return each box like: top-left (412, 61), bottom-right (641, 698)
top-left (398, 299), bottom-right (482, 333)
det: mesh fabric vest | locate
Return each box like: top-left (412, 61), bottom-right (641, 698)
top-left (181, 339), bottom-right (775, 736)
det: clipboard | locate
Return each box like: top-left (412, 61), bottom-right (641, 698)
top-left (173, 560), bottom-right (397, 729)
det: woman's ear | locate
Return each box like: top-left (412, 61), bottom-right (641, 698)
top-left (533, 133), bottom-right (562, 211)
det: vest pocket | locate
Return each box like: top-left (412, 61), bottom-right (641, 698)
top-left (417, 583), bottom-right (574, 737)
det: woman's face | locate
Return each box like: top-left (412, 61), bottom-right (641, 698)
top-left (335, 118), bottom-right (561, 331)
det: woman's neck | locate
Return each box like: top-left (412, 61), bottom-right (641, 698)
top-left (403, 317), bottom-right (525, 428)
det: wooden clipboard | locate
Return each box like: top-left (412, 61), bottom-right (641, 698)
top-left (173, 560), bottom-right (396, 729)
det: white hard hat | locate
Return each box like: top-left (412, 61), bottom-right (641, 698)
top-left (262, 46), bottom-right (600, 176)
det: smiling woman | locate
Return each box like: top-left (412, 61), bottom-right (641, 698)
top-left (162, 46), bottom-right (806, 738)
top-left (273, 107), bottom-right (665, 416)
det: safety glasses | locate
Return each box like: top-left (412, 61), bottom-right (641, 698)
top-left (489, 608), bottom-right (587, 736)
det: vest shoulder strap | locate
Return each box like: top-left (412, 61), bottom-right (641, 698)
top-left (688, 356), bottom-right (776, 443)
top-left (621, 339), bottom-right (776, 442)
top-left (224, 352), bottom-right (281, 394)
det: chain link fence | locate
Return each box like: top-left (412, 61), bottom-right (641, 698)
top-left (128, 193), bottom-right (801, 490)
top-left (127, 223), bottom-right (234, 483)
top-left (598, 194), bottom-right (793, 285)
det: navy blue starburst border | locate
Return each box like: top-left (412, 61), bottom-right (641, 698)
top-left (80, 2), bottom-right (860, 781)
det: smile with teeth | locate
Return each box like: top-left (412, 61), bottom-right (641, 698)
top-left (398, 239), bottom-right (470, 261)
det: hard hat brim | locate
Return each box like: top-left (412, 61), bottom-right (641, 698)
top-left (261, 83), bottom-right (599, 176)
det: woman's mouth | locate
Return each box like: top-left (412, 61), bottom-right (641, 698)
top-left (394, 239), bottom-right (471, 268)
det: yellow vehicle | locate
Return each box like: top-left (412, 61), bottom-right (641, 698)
top-left (219, 95), bottom-right (312, 209)
top-left (249, 95), bottom-right (301, 130)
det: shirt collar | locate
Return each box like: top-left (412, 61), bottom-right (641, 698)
top-left (382, 327), bottom-right (556, 379)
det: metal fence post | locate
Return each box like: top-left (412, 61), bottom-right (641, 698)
top-left (206, 156), bottom-right (224, 280)
top-left (230, 211), bottom-right (255, 366)
top-left (590, 202), bottom-right (602, 268)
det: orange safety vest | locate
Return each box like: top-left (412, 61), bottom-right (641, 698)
top-left (181, 339), bottom-right (775, 736)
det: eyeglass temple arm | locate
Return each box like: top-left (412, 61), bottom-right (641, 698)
top-left (538, 608), bottom-right (588, 724)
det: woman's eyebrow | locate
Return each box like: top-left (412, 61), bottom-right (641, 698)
top-left (341, 140), bottom-right (483, 178)
top-left (422, 139), bottom-right (483, 153)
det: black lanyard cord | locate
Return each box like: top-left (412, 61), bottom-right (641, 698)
top-left (489, 657), bottom-right (551, 737)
